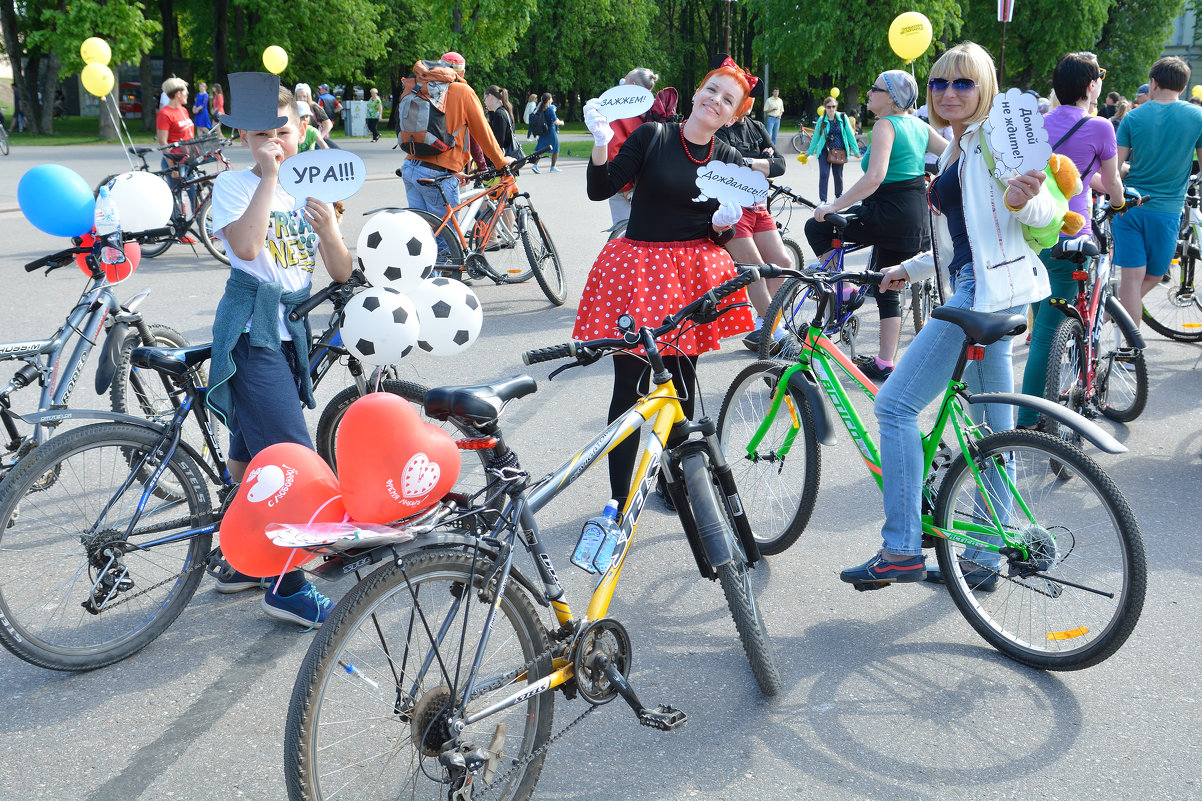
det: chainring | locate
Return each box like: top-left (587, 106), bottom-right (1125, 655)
top-left (572, 618), bottom-right (632, 706)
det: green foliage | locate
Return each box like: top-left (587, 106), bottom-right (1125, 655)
top-left (959, 0), bottom-right (1116, 90)
top-left (1098, 0), bottom-right (1188, 97)
top-left (27, 0), bottom-right (160, 76)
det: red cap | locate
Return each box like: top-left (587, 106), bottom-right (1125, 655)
top-left (441, 51), bottom-right (465, 71)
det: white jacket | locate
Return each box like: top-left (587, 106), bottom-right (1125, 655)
top-left (902, 122), bottom-right (1053, 312)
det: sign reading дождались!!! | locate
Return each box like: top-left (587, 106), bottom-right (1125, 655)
top-left (279, 149), bottom-right (366, 203)
top-left (692, 161), bottom-right (769, 208)
top-left (985, 88), bottom-right (1051, 181)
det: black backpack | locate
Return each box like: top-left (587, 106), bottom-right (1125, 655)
top-left (529, 107), bottom-right (550, 137)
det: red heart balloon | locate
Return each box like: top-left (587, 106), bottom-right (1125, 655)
top-left (221, 442), bottom-right (347, 577)
top-left (335, 392), bottom-right (461, 523)
top-left (74, 232), bottom-right (141, 282)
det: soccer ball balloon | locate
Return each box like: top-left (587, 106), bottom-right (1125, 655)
top-left (409, 277), bottom-right (484, 356)
top-left (356, 210), bottom-right (437, 289)
top-left (340, 287), bottom-right (421, 366)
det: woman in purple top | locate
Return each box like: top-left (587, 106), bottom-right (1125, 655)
top-left (1017, 51), bottom-right (1126, 428)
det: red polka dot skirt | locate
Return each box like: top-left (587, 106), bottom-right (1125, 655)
top-left (572, 237), bottom-right (754, 356)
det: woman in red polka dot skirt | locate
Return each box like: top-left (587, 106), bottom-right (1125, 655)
top-left (579, 61), bottom-right (756, 506)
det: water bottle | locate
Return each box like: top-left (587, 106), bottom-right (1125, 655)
top-left (571, 498), bottom-right (621, 574)
top-left (93, 186), bottom-right (126, 267)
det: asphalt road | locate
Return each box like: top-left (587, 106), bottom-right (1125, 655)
top-left (0, 135), bottom-right (1199, 801)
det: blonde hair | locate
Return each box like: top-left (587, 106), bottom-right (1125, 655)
top-left (161, 77), bottom-right (188, 99)
top-left (926, 42), bottom-right (999, 130)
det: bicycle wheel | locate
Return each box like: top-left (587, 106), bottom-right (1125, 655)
top-left (910, 278), bottom-right (935, 333)
top-left (521, 206), bottom-right (567, 306)
top-left (933, 430), bottom-right (1145, 670)
top-left (606, 219), bottom-right (629, 242)
top-left (480, 197), bottom-right (534, 283)
top-left (760, 276), bottom-right (819, 360)
top-left (0, 124), bottom-right (9, 156)
top-left (140, 184), bottom-right (184, 260)
top-left (1043, 317), bottom-right (1087, 449)
top-left (680, 451), bottom-right (782, 696)
top-left (315, 380), bottom-right (497, 509)
top-left (197, 196), bottom-right (231, 265)
top-left (1096, 315), bottom-right (1148, 423)
top-left (285, 550), bottom-right (554, 801)
top-left (781, 236), bottom-right (804, 271)
top-left (110, 324), bottom-right (192, 420)
top-left (0, 423), bottom-right (213, 671)
top-left (716, 360), bottom-right (820, 555)
top-left (1141, 230), bottom-right (1202, 341)
top-left (408, 207), bottom-right (465, 275)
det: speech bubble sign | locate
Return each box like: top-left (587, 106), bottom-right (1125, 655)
top-left (985, 88), bottom-right (1051, 180)
top-left (692, 161), bottom-right (769, 207)
top-left (595, 84), bottom-right (655, 121)
top-left (279, 149), bottom-right (366, 202)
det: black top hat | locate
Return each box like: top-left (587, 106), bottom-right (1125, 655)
top-left (220, 72), bottom-right (290, 130)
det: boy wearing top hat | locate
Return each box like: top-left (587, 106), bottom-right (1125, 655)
top-left (205, 72), bottom-right (353, 628)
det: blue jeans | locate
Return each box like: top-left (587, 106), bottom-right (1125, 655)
top-left (764, 115), bottom-right (781, 145)
top-left (401, 159), bottom-right (458, 216)
top-left (873, 269), bottom-right (1023, 561)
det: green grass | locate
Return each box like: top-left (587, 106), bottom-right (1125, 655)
top-left (5, 116), bottom-right (160, 146)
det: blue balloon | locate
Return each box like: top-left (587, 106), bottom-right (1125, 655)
top-left (17, 164), bottom-right (97, 237)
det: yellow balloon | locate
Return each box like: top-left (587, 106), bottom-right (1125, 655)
top-left (80, 37), bottom-right (112, 66)
top-left (1192, 85), bottom-right (1202, 99)
top-left (263, 45), bottom-right (289, 75)
top-left (830, 87), bottom-right (840, 99)
top-left (888, 11), bottom-right (933, 61)
top-left (81, 62), bottom-right (115, 97)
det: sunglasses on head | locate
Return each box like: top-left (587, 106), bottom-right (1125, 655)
top-left (1097, 67), bottom-right (1107, 81)
top-left (928, 77), bottom-right (977, 92)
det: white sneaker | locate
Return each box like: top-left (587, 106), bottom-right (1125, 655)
top-left (550, 166), bottom-right (562, 173)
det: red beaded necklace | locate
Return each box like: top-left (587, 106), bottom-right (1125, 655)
top-left (679, 124), bottom-right (714, 165)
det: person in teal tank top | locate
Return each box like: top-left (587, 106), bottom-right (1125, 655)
top-left (805, 70), bottom-right (948, 379)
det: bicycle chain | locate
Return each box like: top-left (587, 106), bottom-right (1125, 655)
top-left (90, 547), bottom-right (212, 611)
top-left (958, 556), bottom-right (1062, 598)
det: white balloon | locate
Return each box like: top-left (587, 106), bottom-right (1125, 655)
top-left (356, 210), bottom-right (438, 289)
top-left (409, 277), bottom-right (484, 356)
top-left (340, 287), bottom-right (421, 366)
top-left (104, 171), bottom-right (174, 233)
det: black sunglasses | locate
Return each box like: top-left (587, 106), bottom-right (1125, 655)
top-left (928, 78), bottom-right (977, 93)
top-left (867, 85), bottom-right (889, 94)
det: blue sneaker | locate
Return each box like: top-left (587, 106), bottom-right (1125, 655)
top-left (925, 564), bottom-right (999, 592)
top-left (215, 565), bottom-right (269, 594)
top-left (262, 582), bottom-right (332, 629)
top-left (840, 551), bottom-right (926, 585)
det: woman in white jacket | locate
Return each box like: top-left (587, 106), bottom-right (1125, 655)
top-left (840, 42), bottom-right (1054, 588)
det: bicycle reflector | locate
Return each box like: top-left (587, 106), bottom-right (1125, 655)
top-left (966, 345), bottom-right (986, 361)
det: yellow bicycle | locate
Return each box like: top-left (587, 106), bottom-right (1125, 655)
top-left (283, 265), bottom-right (780, 801)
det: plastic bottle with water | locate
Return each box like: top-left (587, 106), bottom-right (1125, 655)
top-left (571, 499), bottom-right (622, 574)
top-left (93, 186), bottom-right (126, 268)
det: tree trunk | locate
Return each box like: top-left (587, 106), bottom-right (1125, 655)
top-left (0, 0), bottom-right (40, 133)
top-left (213, 0), bottom-right (229, 96)
top-left (140, 53), bottom-right (155, 131)
top-left (37, 51), bottom-right (58, 134)
top-left (98, 87), bottom-right (121, 139)
top-left (160, 0), bottom-right (177, 79)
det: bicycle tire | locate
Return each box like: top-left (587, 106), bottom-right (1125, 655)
top-left (781, 236), bottom-right (804, 271)
top-left (285, 550), bottom-right (553, 801)
top-left (197, 195), bottom-right (231, 265)
top-left (792, 132), bottom-right (811, 153)
top-left (315, 380), bottom-right (498, 509)
top-left (680, 451), bottom-right (782, 696)
top-left (477, 198), bottom-right (534, 284)
top-left (716, 360), bottom-right (820, 555)
top-left (1096, 315), bottom-right (1148, 423)
top-left (0, 423), bottom-right (213, 671)
top-left (139, 234), bottom-right (174, 259)
top-left (933, 430), bottom-right (1146, 671)
top-left (407, 207), bottom-right (466, 275)
top-left (0, 124), bottom-right (9, 156)
top-left (1141, 228), bottom-right (1202, 341)
top-left (760, 276), bottom-right (819, 360)
top-left (910, 279), bottom-right (935, 334)
top-left (110, 324), bottom-right (192, 420)
top-left (1044, 317), bottom-right (1087, 450)
top-left (606, 219), bottom-right (629, 242)
top-left (522, 206), bottom-right (567, 306)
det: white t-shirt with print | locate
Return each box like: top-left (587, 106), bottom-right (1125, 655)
top-left (210, 168), bottom-right (325, 340)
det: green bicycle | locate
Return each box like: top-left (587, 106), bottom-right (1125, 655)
top-left (717, 267), bottom-right (1146, 671)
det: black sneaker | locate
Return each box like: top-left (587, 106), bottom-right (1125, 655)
top-left (853, 354), bottom-right (893, 381)
top-left (742, 328), bottom-right (763, 351)
top-left (840, 551), bottom-right (926, 584)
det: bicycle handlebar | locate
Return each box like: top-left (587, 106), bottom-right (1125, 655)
top-left (288, 271), bottom-right (367, 321)
top-left (24, 228), bottom-right (175, 273)
top-left (767, 181), bottom-right (818, 209)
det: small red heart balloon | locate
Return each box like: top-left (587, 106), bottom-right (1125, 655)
top-left (74, 232), bottom-right (141, 282)
top-left (335, 392), bottom-right (461, 523)
top-left (221, 442), bottom-right (347, 577)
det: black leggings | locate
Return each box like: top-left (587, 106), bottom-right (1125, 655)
top-left (803, 218), bottom-right (913, 320)
top-left (607, 354), bottom-right (698, 504)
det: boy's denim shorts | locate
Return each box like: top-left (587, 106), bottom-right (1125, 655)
top-left (226, 333), bottom-right (312, 463)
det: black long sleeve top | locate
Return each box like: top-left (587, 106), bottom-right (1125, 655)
top-left (713, 117), bottom-right (786, 179)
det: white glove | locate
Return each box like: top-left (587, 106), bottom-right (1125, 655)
top-left (711, 201), bottom-right (743, 230)
top-left (583, 100), bottom-right (613, 147)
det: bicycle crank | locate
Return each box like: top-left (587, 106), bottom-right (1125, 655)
top-left (572, 618), bottom-right (632, 705)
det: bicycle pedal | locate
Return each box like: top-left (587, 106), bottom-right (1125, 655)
top-left (851, 581), bottom-right (890, 592)
top-left (638, 704), bottom-right (687, 731)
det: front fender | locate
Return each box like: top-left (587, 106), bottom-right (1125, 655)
top-left (786, 369), bottom-right (837, 447)
top-left (966, 392), bottom-right (1127, 454)
top-left (1103, 295), bottom-right (1147, 350)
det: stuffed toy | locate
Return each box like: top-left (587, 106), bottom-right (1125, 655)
top-left (1046, 154), bottom-right (1086, 236)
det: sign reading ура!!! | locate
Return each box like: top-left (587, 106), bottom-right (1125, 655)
top-left (279, 149), bottom-right (367, 203)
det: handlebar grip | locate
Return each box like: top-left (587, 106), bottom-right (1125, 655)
top-left (25, 253), bottom-right (58, 272)
top-left (530, 146), bottom-right (552, 158)
top-left (289, 280), bottom-right (346, 322)
top-left (522, 343), bottom-right (576, 365)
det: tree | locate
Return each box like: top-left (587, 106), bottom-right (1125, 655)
top-left (1097, 0), bottom-right (1187, 97)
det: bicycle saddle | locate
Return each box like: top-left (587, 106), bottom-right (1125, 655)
top-left (130, 344), bottom-right (212, 376)
top-left (930, 306), bottom-right (1027, 345)
top-left (127, 146), bottom-right (155, 156)
top-left (424, 375), bottom-right (537, 426)
top-left (1049, 236), bottom-right (1099, 263)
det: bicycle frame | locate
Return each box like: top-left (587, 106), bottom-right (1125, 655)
top-left (428, 174), bottom-right (520, 258)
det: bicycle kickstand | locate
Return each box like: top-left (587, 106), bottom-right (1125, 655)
top-left (593, 653), bottom-right (688, 732)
